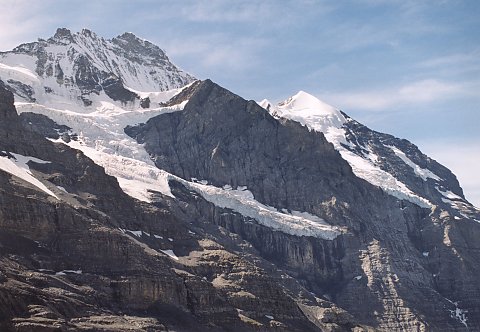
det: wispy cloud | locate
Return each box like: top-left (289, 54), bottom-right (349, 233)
top-left (324, 79), bottom-right (469, 111)
top-left (177, 0), bottom-right (276, 23)
top-left (418, 52), bottom-right (480, 68)
top-left (136, 0), bottom-right (332, 27)
top-left (159, 34), bottom-right (267, 74)
top-left (416, 50), bottom-right (480, 77)
top-left (0, 0), bottom-right (56, 50)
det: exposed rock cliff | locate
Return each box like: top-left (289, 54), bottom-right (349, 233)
top-left (126, 79), bottom-right (480, 331)
top-left (0, 84), bottom-right (365, 332)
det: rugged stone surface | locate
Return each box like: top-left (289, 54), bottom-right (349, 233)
top-left (18, 112), bottom-right (75, 141)
top-left (0, 85), bottom-right (366, 331)
top-left (126, 79), bottom-right (480, 331)
top-left (341, 112), bottom-right (466, 209)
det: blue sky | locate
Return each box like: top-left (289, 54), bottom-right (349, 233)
top-left (1, 0), bottom-right (479, 206)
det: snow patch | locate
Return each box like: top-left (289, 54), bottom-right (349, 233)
top-left (388, 145), bottom-right (441, 181)
top-left (437, 187), bottom-right (463, 201)
top-left (160, 249), bottom-right (179, 260)
top-left (128, 230), bottom-right (143, 237)
top-left (178, 181), bottom-right (341, 240)
top-left (56, 186), bottom-right (68, 193)
top-left (119, 228), bottom-right (150, 238)
top-left (0, 152), bottom-right (58, 199)
top-left (55, 269), bottom-right (82, 275)
top-left (445, 298), bottom-right (468, 328)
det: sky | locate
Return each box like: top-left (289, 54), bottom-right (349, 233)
top-left (0, 0), bottom-right (479, 206)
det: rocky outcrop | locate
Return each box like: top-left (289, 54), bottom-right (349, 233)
top-left (0, 85), bottom-right (364, 331)
top-left (341, 112), bottom-right (466, 207)
top-left (126, 79), bottom-right (480, 330)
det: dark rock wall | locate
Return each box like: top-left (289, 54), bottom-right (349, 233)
top-left (126, 80), bottom-right (480, 330)
top-left (0, 85), bottom-right (334, 331)
top-left (342, 113), bottom-right (466, 206)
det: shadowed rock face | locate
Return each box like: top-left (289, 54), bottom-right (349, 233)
top-left (0, 85), bottom-right (364, 332)
top-left (341, 112), bottom-right (466, 209)
top-left (126, 80), bottom-right (373, 220)
top-left (126, 79), bottom-right (480, 331)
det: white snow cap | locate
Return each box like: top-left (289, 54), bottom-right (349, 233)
top-left (261, 90), bottom-right (434, 208)
top-left (279, 90), bottom-right (338, 114)
top-left (276, 91), bottom-right (346, 131)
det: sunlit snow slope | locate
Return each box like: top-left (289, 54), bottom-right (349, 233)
top-left (260, 91), bottom-right (478, 218)
top-left (0, 28), bottom-right (195, 110)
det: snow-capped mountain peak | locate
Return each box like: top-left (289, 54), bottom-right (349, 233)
top-left (0, 28), bottom-right (195, 108)
top-left (48, 27), bottom-right (75, 44)
top-left (279, 90), bottom-right (337, 114)
top-left (276, 91), bottom-right (346, 131)
top-left (261, 90), bottom-right (477, 216)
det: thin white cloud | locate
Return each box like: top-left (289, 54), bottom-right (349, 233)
top-left (158, 34), bottom-right (268, 73)
top-left (416, 50), bottom-right (480, 78)
top-left (136, 0), bottom-right (332, 26)
top-left (418, 51), bottom-right (480, 68)
top-left (324, 79), bottom-right (468, 111)
top-left (0, 0), bottom-right (56, 51)
top-left (397, 79), bottom-right (463, 102)
top-left (179, 0), bottom-right (274, 23)
top-left (312, 1), bottom-right (453, 54)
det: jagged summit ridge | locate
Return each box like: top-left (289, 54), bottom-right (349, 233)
top-left (0, 28), bottom-right (195, 107)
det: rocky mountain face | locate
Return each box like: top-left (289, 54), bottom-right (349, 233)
top-left (1, 29), bottom-right (480, 331)
top-left (0, 81), bottom-right (356, 332)
top-left (0, 28), bottom-right (195, 107)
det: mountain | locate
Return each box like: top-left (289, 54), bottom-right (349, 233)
top-left (0, 28), bottom-right (194, 107)
top-left (0, 28), bottom-right (479, 331)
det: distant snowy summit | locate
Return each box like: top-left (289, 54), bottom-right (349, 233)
top-left (0, 28), bottom-right (195, 108)
top-left (259, 91), bottom-right (479, 219)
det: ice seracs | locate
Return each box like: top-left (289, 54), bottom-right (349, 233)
top-left (177, 180), bottom-right (342, 240)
